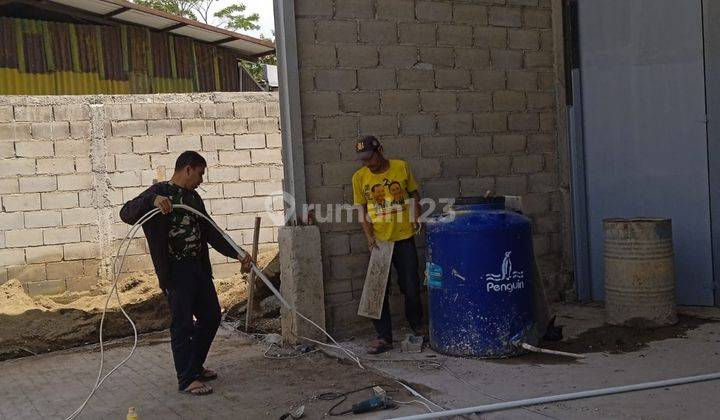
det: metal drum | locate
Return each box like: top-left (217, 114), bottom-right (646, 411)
top-left (425, 197), bottom-right (536, 358)
top-left (603, 218), bottom-right (677, 326)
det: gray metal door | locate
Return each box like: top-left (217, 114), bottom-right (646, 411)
top-left (578, 0), bottom-right (714, 305)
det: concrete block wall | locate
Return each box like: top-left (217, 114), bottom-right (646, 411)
top-left (0, 93), bottom-right (283, 295)
top-left (293, 0), bottom-right (564, 332)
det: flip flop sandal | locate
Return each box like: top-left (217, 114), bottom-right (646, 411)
top-left (367, 339), bottom-right (393, 355)
top-left (200, 369), bottom-right (218, 381)
top-left (179, 383), bottom-right (213, 396)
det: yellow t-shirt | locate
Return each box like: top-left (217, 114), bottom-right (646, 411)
top-left (352, 159), bottom-right (418, 242)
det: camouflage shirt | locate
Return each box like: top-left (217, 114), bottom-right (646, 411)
top-left (167, 183), bottom-right (202, 261)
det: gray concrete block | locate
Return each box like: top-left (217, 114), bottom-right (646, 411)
top-left (509, 29), bottom-right (540, 50)
top-left (377, 0), bottom-right (415, 21)
top-left (489, 6), bottom-right (523, 27)
top-left (457, 135), bottom-right (492, 155)
top-left (381, 91), bottom-right (419, 114)
top-left (453, 4), bottom-right (488, 25)
top-left (399, 22), bottom-right (436, 45)
top-left (341, 92), bottom-right (380, 114)
top-left (477, 155), bottom-right (511, 176)
top-left (492, 49), bottom-right (523, 69)
top-left (26, 279), bottom-right (65, 296)
top-left (380, 45), bottom-right (418, 67)
top-left (442, 157), bottom-right (477, 178)
top-left (512, 154), bottom-right (544, 174)
top-left (509, 112), bottom-right (540, 131)
top-left (458, 92), bottom-right (492, 112)
top-left (475, 26), bottom-right (507, 49)
top-left (527, 133), bottom-right (555, 152)
top-left (528, 92), bottom-right (555, 110)
top-left (358, 68), bottom-right (396, 90)
top-left (420, 91), bottom-right (457, 112)
top-left (474, 112), bottom-right (507, 132)
top-left (437, 113), bottom-right (473, 135)
top-left (421, 179), bottom-right (459, 200)
top-left (299, 44), bottom-right (337, 68)
top-left (529, 172), bottom-right (558, 193)
top-left (401, 114), bottom-right (436, 135)
top-left (315, 69), bottom-right (357, 91)
top-left (493, 91), bottom-right (526, 111)
top-left (420, 136), bottom-right (456, 157)
top-left (360, 115), bottom-right (398, 136)
top-left (416, 1), bottom-right (452, 22)
top-left (460, 176), bottom-right (495, 196)
top-left (360, 21), bottom-right (397, 45)
top-left (316, 116), bottom-right (358, 138)
top-left (317, 20), bottom-right (357, 43)
top-left (436, 69), bottom-right (471, 89)
top-left (296, 0), bottom-right (333, 17)
top-left (496, 175), bottom-right (528, 195)
top-left (398, 69), bottom-right (435, 90)
top-left (471, 70), bottom-right (506, 90)
top-left (493, 134), bottom-right (526, 153)
top-left (525, 51), bottom-right (554, 69)
top-left (455, 48), bottom-right (490, 69)
top-left (279, 225), bottom-right (326, 343)
top-left (337, 45), bottom-right (379, 68)
top-left (524, 8), bottom-right (552, 28)
top-left (420, 47), bottom-right (455, 68)
top-left (335, 0), bottom-right (374, 19)
top-left (507, 71), bottom-right (538, 91)
top-left (438, 24), bottom-right (473, 46)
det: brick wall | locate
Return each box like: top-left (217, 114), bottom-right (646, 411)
top-left (0, 93), bottom-right (283, 295)
top-left (293, 0), bottom-right (564, 332)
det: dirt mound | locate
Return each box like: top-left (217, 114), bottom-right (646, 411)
top-left (0, 249), bottom-right (279, 361)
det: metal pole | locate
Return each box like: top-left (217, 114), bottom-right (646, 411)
top-left (245, 216), bottom-right (262, 331)
top-left (390, 372), bottom-right (720, 419)
top-left (274, 0), bottom-right (306, 225)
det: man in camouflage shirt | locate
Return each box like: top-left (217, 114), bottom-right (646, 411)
top-left (120, 151), bottom-right (252, 396)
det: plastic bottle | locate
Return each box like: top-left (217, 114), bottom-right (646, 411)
top-left (126, 407), bottom-right (138, 420)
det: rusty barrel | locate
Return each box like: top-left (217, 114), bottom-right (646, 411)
top-left (603, 218), bottom-right (677, 326)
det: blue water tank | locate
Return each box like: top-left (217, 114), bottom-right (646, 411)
top-left (425, 197), bottom-right (536, 357)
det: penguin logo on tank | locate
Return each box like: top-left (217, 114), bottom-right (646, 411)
top-left (485, 251), bottom-right (525, 293)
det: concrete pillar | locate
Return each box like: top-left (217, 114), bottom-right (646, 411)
top-left (279, 225), bottom-right (326, 344)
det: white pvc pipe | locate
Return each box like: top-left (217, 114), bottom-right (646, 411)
top-left (390, 371), bottom-right (720, 419)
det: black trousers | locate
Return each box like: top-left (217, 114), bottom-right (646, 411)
top-left (167, 260), bottom-right (221, 390)
top-left (372, 237), bottom-right (423, 342)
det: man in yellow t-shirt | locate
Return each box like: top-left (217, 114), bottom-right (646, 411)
top-left (352, 135), bottom-right (424, 354)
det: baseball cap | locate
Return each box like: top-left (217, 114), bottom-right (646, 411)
top-left (356, 136), bottom-right (381, 160)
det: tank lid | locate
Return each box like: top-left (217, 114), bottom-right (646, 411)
top-left (454, 196), bottom-right (506, 205)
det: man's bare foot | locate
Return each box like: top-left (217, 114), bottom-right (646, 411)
top-left (180, 380), bottom-right (213, 396)
top-left (201, 368), bottom-right (218, 381)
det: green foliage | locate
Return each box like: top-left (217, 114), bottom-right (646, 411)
top-left (214, 4), bottom-right (260, 31)
top-left (134, 0), bottom-right (198, 20)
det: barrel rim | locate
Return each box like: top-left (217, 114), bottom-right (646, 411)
top-left (454, 196), bottom-right (506, 205)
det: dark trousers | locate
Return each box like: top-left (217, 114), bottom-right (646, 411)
top-left (372, 237), bottom-right (423, 342)
top-left (167, 260), bottom-right (221, 390)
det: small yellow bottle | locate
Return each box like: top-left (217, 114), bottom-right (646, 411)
top-left (126, 407), bottom-right (138, 420)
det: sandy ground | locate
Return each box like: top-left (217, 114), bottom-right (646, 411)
top-left (0, 328), bottom-right (424, 419)
top-left (0, 250), bottom-right (279, 361)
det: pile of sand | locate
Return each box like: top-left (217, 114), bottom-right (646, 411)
top-left (0, 250), bottom-right (279, 361)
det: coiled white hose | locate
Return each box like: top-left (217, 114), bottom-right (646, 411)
top-left (66, 204), bottom-right (360, 419)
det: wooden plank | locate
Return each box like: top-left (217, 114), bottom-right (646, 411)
top-left (357, 239), bottom-right (394, 319)
top-left (244, 216), bottom-right (262, 331)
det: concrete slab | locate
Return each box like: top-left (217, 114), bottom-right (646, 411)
top-left (0, 327), bottom-right (421, 419)
top-left (333, 303), bottom-right (720, 419)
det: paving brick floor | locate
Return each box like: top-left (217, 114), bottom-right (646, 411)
top-left (0, 326), bottom-right (422, 419)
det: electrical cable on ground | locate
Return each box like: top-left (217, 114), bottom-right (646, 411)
top-left (66, 204), bottom-right (361, 420)
top-left (317, 384), bottom-right (398, 416)
top-left (389, 371), bottom-right (720, 419)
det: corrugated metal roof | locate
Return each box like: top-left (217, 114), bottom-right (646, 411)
top-left (46, 0), bottom-right (275, 58)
